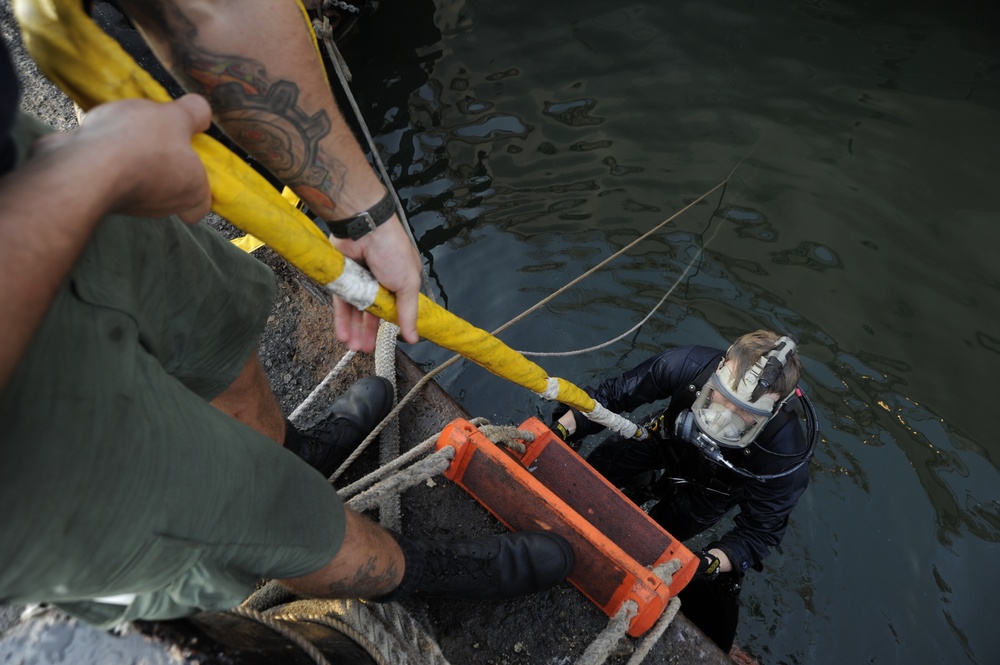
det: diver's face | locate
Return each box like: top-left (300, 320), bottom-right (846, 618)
top-left (709, 390), bottom-right (760, 427)
top-left (714, 360), bottom-right (779, 424)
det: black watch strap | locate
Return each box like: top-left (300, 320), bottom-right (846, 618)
top-left (327, 189), bottom-right (395, 240)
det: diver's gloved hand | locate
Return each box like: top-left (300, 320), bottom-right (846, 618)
top-left (552, 419), bottom-right (573, 443)
top-left (695, 550), bottom-right (722, 579)
top-left (550, 404), bottom-right (603, 447)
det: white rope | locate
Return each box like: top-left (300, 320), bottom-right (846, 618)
top-left (347, 447), bottom-right (455, 513)
top-left (313, 18), bottom-right (436, 301)
top-left (626, 597), bottom-right (682, 665)
top-left (651, 558), bottom-right (682, 585)
top-left (288, 350), bottom-right (358, 425)
top-left (517, 252), bottom-right (701, 358)
top-left (337, 434), bottom-right (440, 499)
top-left (504, 153), bottom-right (752, 359)
top-left (477, 424), bottom-right (534, 454)
top-left (228, 606), bottom-right (332, 665)
top-left (374, 321), bottom-right (402, 530)
top-left (577, 601), bottom-right (639, 665)
top-left (272, 599), bottom-right (452, 665)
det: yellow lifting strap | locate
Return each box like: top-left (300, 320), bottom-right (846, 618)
top-left (13, 0), bottom-right (646, 434)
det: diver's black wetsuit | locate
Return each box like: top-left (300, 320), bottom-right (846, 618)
top-left (580, 345), bottom-right (811, 650)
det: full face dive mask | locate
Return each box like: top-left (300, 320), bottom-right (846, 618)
top-left (676, 336), bottom-right (797, 450)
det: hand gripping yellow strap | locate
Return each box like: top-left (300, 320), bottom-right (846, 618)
top-left (13, 0), bottom-right (604, 415)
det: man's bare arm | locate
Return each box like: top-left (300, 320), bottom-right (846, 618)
top-left (118, 0), bottom-right (422, 350)
top-left (0, 95), bottom-right (211, 389)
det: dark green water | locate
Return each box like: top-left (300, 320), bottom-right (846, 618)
top-left (343, 1), bottom-right (999, 662)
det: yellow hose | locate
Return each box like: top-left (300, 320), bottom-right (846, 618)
top-left (12, 0), bottom-right (602, 415)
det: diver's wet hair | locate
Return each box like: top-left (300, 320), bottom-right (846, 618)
top-left (725, 330), bottom-right (801, 396)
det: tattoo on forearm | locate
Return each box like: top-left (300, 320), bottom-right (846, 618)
top-left (324, 555), bottom-right (401, 598)
top-left (122, 0), bottom-right (346, 207)
top-left (211, 81), bottom-right (335, 190)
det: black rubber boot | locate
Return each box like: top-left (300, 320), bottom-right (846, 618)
top-left (284, 376), bottom-right (394, 477)
top-left (374, 530), bottom-right (575, 603)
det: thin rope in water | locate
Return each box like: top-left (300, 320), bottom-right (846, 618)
top-left (514, 152), bottom-right (750, 356)
top-left (328, 172), bottom-right (741, 480)
top-left (313, 18), bottom-right (436, 301)
top-left (280, 22), bottom-right (751, 663)
top-left (493, 181), bottom-right (724, 340)
top-left (517, 255), bottom-right (695, 358)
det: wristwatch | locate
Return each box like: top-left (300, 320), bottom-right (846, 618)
top-left (327, 189), bottom-right (395, 240)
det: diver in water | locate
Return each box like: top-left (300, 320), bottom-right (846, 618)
top-left (553, 330), bottom-right (818, 652)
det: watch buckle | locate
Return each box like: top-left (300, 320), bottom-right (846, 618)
top-left (355, 211), bottom-right (378, 236)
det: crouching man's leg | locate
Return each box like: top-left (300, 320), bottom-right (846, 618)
top-left (210, 348), bottom-right (396, 479)
top-left (279, 507), bottom-right (574, 603)
top-left (204, 344), bottom-right (575, 605)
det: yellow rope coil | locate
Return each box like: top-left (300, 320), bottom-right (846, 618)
top-left (13, 0), bottom-right (604, 416)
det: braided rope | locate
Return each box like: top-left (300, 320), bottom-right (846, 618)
top-left (288, 350), bottom-right (358, 426)
top-left (477, 424), bottom-right (535, 454)
top-left (337, 433), bottom-right (439, 499)
top-left (626, 597), bottom-right (682, 665)
top-left (269, 612), bottom-right (387, 665)
top-left (347, 447), bottom-right (455, 513)
top-left (328, 357), bottom-right (459, 482)
top-left (374, 321), bottom-right (402, 530)
top-left (566, 558), bottom-right (684, 665)
top-left (652, 558), bottom-right (682, 586)
top-left (271, 600), bottom-right (452, 665)
top-left (359, 601), bottom-right (451, 665)
top-left (227, 14), bottom-right (720, 665)
top-left (228, 605), bottom-right (332, 665)
top-left (577, 600), bottom-right (639, 665)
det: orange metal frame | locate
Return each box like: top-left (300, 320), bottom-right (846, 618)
top-left (436, 417), bottom-right (697, 636)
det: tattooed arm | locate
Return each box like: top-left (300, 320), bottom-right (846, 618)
top-left (117, 0), bottom-right (422, 352)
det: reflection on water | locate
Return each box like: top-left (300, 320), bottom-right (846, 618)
top-left (342, 0), bottom-right (1000, 662)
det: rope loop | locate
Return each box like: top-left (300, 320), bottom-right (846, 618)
top-left (477, 424), bottom-right (535, 454)
top-left (576, 600), bottom-right (639, 665)
top-left (228, 605), bottom-right (332, 665)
